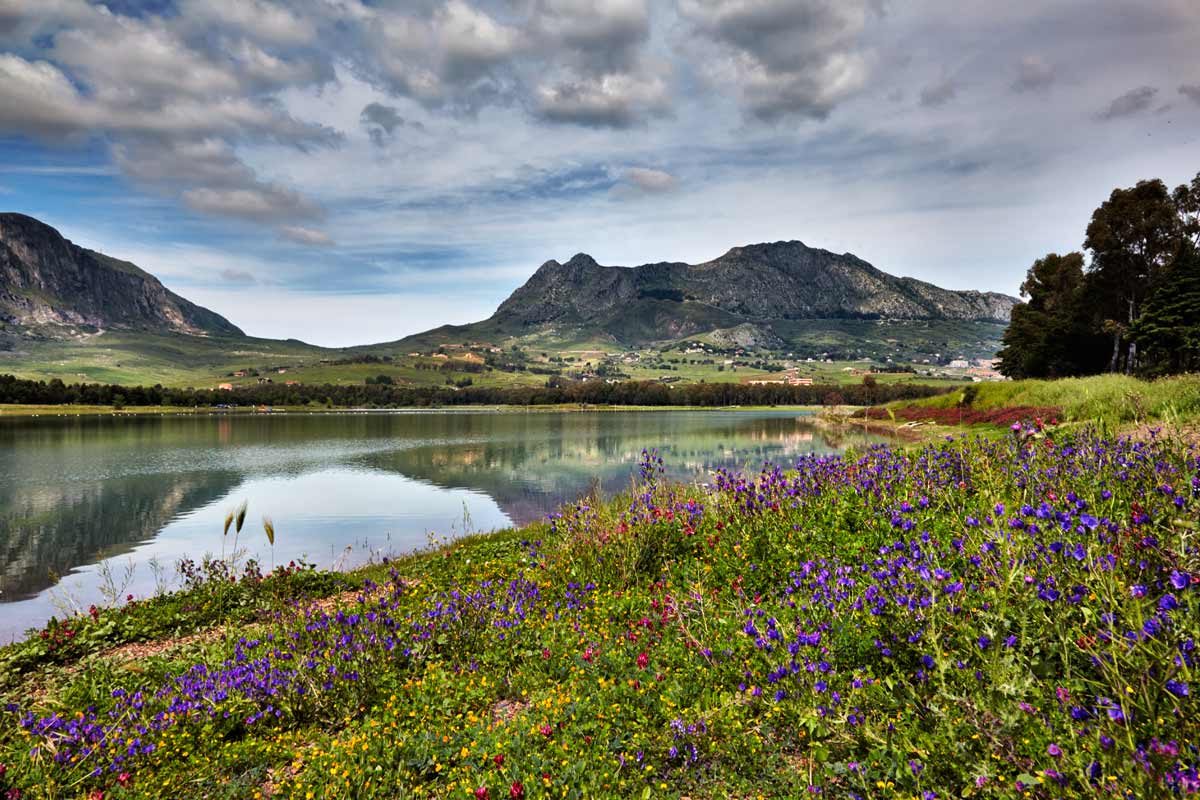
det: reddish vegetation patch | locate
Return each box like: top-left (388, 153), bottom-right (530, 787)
top-left (859, 405), bottom-right (1063, 427)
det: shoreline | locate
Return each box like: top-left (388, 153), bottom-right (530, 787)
top-left (0, 402), bottom-right (856, 418)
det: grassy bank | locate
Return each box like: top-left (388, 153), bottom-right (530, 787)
top-left (903, 374), bottom-right (1200, 428)
top-left (2, 430), bottom-right (1198, 798)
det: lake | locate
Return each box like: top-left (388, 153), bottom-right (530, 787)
top-left (0, 409), bottom-right (888, 640)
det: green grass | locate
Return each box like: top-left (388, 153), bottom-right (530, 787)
top-left (903, 373), bottom-right (1200, 427)
top-left (0, 327), bottom-right (978, 393)
top-left (0, 331), bottom-right (341, 387)
top-left (2, 429), bottom-right (1197, 798)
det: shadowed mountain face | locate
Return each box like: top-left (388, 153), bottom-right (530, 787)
top-left (0, 213), bottom-right (243, 338)
top-left (413, 241), bottom-right (1017, 348)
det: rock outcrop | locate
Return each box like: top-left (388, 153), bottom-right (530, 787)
top-left (0, 213), bottom-right (242, 337)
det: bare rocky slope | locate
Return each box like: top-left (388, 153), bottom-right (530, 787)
top-left (0, 213), bottom-right (242, 338)
top-left (406, 241), bottom-right (1017, 348)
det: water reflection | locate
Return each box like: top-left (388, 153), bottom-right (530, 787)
top-left (0, 411), bottom-right (888, 640)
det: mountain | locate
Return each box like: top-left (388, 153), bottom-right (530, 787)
top-left (402, 241), bottom-right (1018, 351)
top-left (0, 213), bottom-right (242, 338)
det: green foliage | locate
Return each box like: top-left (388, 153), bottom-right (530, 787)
top-left (903, 373), bottom-right (1200, 427)
top-left (4, 430), bottom-right (1198, 799)
top-left (0, 559), bottom-right (345, 692)
top-left (1130, 244), bottom-right (1200, 375)
top-left (997, 253), bottom-right (1107, 378)
top-left (1002, 170), bottom-right (1200, 378)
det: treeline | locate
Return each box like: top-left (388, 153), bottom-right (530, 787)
top-left (0, 374), bottom-right (949, 409)
top-left (999, 171), bottom-right (1200, 378)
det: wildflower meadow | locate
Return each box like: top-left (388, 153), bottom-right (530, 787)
top-left (1, 426), bottom-right (1198, 798)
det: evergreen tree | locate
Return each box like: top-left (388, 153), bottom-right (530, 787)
top-left (1083, 179), bottom-right (1183, 373)
top-left (997, 253), bottom-right (1106, 378)
top-left (1129, 244), bottom-right (1200, 375)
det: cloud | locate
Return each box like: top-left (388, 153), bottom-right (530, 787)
top-left (919, 76), bottom-right (957, 107)
top-left (679, 0), bottom-right (875, 121)
top-left (279, 225), bottom-right (335, 246)
top-left (182, 186), bottom-right (324, 224)
top-left (361, 102), bottom-right (407, 146)
top-left (359, 1), bottom-right (525, 110)
top-left (528, 0), bottom-right (650, 74)
top-left (176, 0), bottom-right (317, 47)
top-left (1097, 85), bottom-right (1158, 120)
top-left (1181, 84), bottom-right (1200, 106)
top-left (0, 6), bottom-right (338, 239)
top-left (535, 72), bottom-right (669, 127)
top-left (624, 167), bottom-right (677, 192)
top-left (219, 268), bottom-right (257, 285)
top-left (0, 54), bottom-right (91, 138)
top-left (436, 0), bottom-right (525, 82)
top-left (1012, 55), bottom-right (1054, 92)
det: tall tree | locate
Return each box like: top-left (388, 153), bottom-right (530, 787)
top-left (1083, 179), bottom-right (1182, 373)
top-left (1173, 173), bottom-right (1200, 249)
top-left (997, 252), bottom-right (1106, 378)
top-left (1129, 243), bottom-right (1200, 375)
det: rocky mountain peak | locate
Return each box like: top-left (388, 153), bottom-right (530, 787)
top-left (483, 238), bottom-right (1017, 347)
top-left (0, 212), bottom-right (243, 338)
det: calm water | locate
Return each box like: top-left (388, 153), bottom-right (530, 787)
top-left (0, 410), bottom-right (888, 640)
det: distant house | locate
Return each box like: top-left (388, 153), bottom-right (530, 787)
top-left (277, 368), bottom-right (288, 374)
top-left (217, 383), bottom-right (234, 391)
top-left (233, 370), bottom-right (247, 378)
top-left (285, 380), bottom-right (302, 386)
top-left (948, 359), bottom-right (971, 369)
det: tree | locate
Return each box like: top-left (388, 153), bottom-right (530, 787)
top-left (1129, 243), bottom-right (1200, 375)
top-left (1084, 179), bottom-right (1183, 373)
top-left (997, 252), bottom-right (1106, 378)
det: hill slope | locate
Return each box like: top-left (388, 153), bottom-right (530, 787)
top-left (0, 212), bottom-right (243, 338)
top-left (400, 241), bottom-right (1017, 350)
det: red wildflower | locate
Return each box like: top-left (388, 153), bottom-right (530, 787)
top-left (539, 724), bottom-right (553, 736)
top-left (474, 788), bottom-right (490, 800)
top-left (636, 651), bottom-right (648, 669)
top-left (493, 754), bottom-right (505, 768)
top-left (510, 782), bottom-right (525, 799)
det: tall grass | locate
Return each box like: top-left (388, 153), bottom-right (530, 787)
top-left (909, 373), bottom-right (1200, 427)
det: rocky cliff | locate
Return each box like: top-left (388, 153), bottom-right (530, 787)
top-left (0, 213), bottom-right (242, 337)
top-left (495, 242), bottom-right (1015, 327)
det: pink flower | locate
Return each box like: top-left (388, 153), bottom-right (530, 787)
top-left (636, 651), bottom-right (649, 669)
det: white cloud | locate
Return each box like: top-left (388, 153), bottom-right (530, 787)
top-left (679, 0), bottom-right (875, 120)
top-left (280, 226), bottom-right (335, 246)
top-left (182, 186), bottom-right (324, 223)
top-left (0, 54), bottom-right (91, 138)
top-left (536, 72), bottom-right (669, 127)
top-left (624, 167), bottom-right (678, 192)
top-left (176, 0), bottom-right (317, 46)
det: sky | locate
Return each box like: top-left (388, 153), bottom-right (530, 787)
top-left (0, 0), bottom-right (1198, 347)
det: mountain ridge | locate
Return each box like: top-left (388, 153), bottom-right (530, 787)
top-left (0, 212), bottom-right (243, 338)
top-left (407, 240), bottom-right (1017, 350)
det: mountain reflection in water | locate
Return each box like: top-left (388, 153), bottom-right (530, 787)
top-left (0, 410), bottom-right (888, 640)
